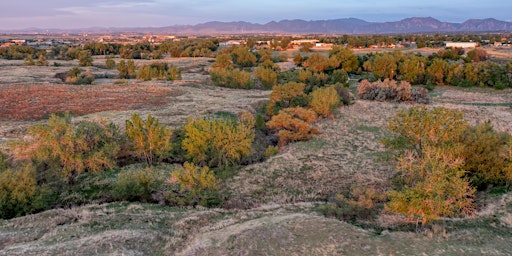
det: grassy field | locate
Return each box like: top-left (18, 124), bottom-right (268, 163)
top-left (1, 54), bottom-right (512, 255)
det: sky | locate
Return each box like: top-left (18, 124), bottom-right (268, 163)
top-left (0, 0), bottom-right (511, 30)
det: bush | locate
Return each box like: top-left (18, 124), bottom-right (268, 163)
top-left (309, 86), bottom-right (340, 117)
top-left (114, 166), bottom-right (167, 202)
top-left (168, 162), bottom-right (220, 206)
top-left (321, 186), bottom-right (386, 222)
top-left (117, 59), bottom-right (136, 79)
top-left (16, 114), bottom-right (121, 181)
top-left (264, 145), bottom-right (279, 158)
top-left (182, 111), bottom-right (255, 167)
top-left (65, 67), bottom-right (95, 85)
top-left (254, 66), bottom-right (278, 89)
top-left (105, 57), bottom-right (116, 69)
top-left (0, 164), bottom-right (46, 219)
top-left (357, 79), bottom-right (428, 103)
top-left (459, 121), bottom-right (512, 188)
top-left (210, 68), bottom-right (253, 89)
top-left (136, 62), bottom-right (182, 81)
top-left (385, 107), bottom-right (476, 224)
top-left (266, 107), bottom-right (319, 147)
top-left (126, 114), bottom-right (172, 166)
top-left (333, 83), bottom-right (354, 105)
top-left (266, 82), bottom-right (308, 116)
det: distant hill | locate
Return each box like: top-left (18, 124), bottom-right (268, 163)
top-left (3, 17), bottom-right (512, 34)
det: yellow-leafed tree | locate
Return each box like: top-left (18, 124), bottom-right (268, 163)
top-left (182, 110), bottom-right (255, 167)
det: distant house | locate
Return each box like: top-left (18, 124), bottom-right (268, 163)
top-left (445, 42), bottom-right (478, 49)
top-left (291, 39), bottom-right (319, 45)
top-left (219, 40), bottom-right (244, 47)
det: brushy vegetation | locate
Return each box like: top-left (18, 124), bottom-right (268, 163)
top-left (64, 67), bottom-right (95, 85)
top-left (136, 62), bottom-right (182, 81)
top-left (384, 106), bottom-right (511, 225)
top-left (357, 79), bottom-right (429, 103)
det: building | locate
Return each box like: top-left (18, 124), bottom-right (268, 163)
top-left (445, 42), bottom-right (478, 48)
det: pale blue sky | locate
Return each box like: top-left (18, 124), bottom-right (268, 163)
top-left (1, 0), bottom-right (510, 29)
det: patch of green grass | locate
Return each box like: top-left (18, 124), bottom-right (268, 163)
top-left (296, 137), bottom-right (328, 151)
top-left (355, 125), bottom-right (381, 134)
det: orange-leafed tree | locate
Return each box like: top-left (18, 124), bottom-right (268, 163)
top-left (267, 107), bottom-right (319, 147)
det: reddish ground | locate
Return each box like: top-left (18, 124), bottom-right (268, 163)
top-left (0, 83), bottom-right (182, 120)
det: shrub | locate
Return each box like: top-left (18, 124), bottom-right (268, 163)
top-left (117, 59), bottom-right (136, 79)
top-left (322, 186), bottom-right (386, 222)
top-left (333, 83), bottom-right (354, 105)
top-left (136, 62), bottom-right (182, 81)
top-left (0, 164), bottom-right (46, 219)
top-left (264, 145), bottom-right (279, 158)
top-left (168, 162), bottom-right (220, 206)
top-left (126, 114), bottom-right (172, 166)
top-left (65, 67), bottom-right (95, 85)
top-left (105, 57), bottom-right (116, 69)
top-left (387, 145), bottom-right (476, 225)
top-left (309, 86), bottom-right (340, 117)
top-left (114, 166), bottom-right (166, 202)
top-left (266, 107), bottom-right (319, 147)
top-left (385, 107), bottom-right (476, 224)
top-left (254, 66), bottom-right (278, 89)
top-left (210, 68), bottom-right (253, 89)
top-left (182, 111), bottom-right (255, 167)
top-left (78, 50), bottom-right (93, 67)
top-left (266, 82), bottom-right (307, 116)
top-left (16, 114), bottom-right (121, 181)
top-left (459, 121), bottom-right (511, 188)
top-left (357, 79), bottom-right (427, 103)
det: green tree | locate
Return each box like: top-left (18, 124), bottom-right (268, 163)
top-left (426, 58), bottom-right (447, 85)
top-left (459, 121), bottom-right (511, 188)
top-left (266, 82), bottom-right (307, 116)
top-left (386, 106), bottom-right (468, 156)
top-left (329, 45), bottom-right (359, 73)
top-left (105, 57), bottom-right (116, 69)
top-left (212, 53), bottom-right (233, 69)
top-left (117, 59), bottom-right (136, 79)
top-left (231, 46), bottom-right (257, 68)
top-left (126, 114), bottom-right (172, 166)
top-left (78, 50), bottom-right (93, 67)
top-left (0, 164), bottom-right (45, 219)
top-left (364, 53), bottom-right (397, 80)
top-left (399, 55), bottom-right (426, 84)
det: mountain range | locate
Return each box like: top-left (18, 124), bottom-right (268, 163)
top-left (3, 17), bottom-right (512, 34)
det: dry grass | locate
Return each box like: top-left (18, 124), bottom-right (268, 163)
top-left (0, 83), bottom-right (183, 120)
top-left (2, 57), bottom-right (512, 255)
